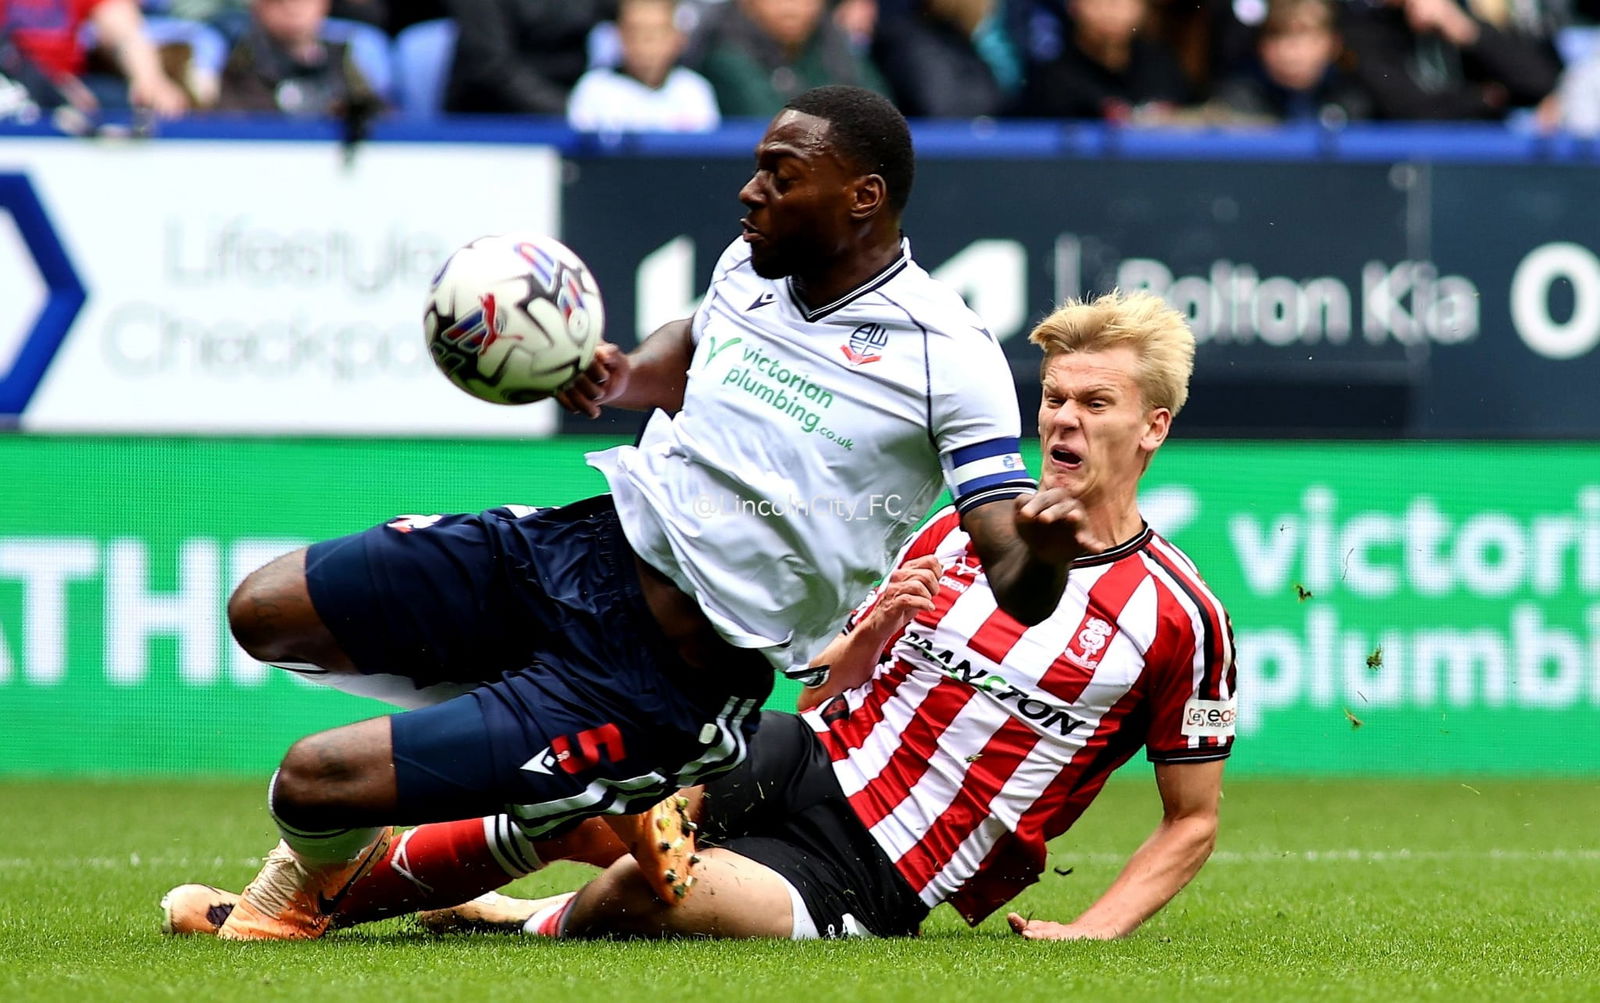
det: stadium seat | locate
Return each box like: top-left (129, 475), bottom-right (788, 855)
top-left (1556, 25), bottom-right (1600, 67)
top-left (321, 17), bottom-right (395, 105)
top-left (587, 20), bottom-right (620, 69)
top-left (392, 18), bottom-right (457, 122)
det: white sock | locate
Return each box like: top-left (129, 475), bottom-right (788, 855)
top-left (267, 769), bottom-right (382, 864)
top-left (273, 662), bottom-right (474, 709)
top-left (483, 814), bottom-right (543, 878)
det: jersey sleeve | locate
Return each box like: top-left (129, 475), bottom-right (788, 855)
top-left (929, 331), bottom-right (1036, 514)
top-left (1143, 582), bottom-right (1238, 764)
top-left (689, 237), bottom-right (753, 345)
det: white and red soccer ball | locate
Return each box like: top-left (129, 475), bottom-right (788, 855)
top-left (423, 233), bottom-right (605, 405)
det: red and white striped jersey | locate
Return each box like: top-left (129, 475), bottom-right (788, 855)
top-left (801, 506), bottom-right (1237, 926)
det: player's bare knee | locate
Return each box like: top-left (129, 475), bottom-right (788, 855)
top-left (227, 550), bottom-right (317, 663)
top-left (273, 732), bottom-right (364, 818)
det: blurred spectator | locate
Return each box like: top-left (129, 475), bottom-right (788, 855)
top-left (0, 0), bottom-right (189, 116)
top-left (568, 0), bottom-right (720, 130)
top-left (1018, 0), bottom-right (1192, 119)
top-left (444, 0), bottom-right (615, 114)
top-left (832, 0), bottom-right (878, 48)
top-left (688, 0), bottom-right (887, 117)
top-left (1536, 47), bottom-right (1600, 134)
top-left (168, 0), bottom-right (385, 40)
top-left (215, 0), bottom-right (379, 114)
top-left (1144, 0), bottom-right (1259, 91)
top-left (872, 0), bottom-right (1016, 116)
top-left (1338, 0), bottom-right (1563, 119)
top-left (1211, 0), bottom-right (1372, 122)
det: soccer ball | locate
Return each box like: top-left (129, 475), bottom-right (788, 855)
top-left (423, 233), bottom-right (605, 405)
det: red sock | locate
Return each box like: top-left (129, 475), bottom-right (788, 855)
top-left (527, 894), bottom-right (578, 937)
top-left (334, 816), bottom-right (532, 927)
top-left (332, 815), bottom-right (628, 928)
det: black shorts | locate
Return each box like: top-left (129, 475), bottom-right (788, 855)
top-left (303, 496), bottom-right (773, 836)
top-left (700, 711), bottom-right (929, 939)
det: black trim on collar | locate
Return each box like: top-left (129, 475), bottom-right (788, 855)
top-left (1071, 524), bottom-right (1154, 567)
top-left (786, 240), bottom-right (910, 322)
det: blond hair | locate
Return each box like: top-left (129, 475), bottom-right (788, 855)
top-left (1027, 289), bottom-right (1195, 416)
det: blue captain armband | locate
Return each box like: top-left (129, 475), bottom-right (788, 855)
top-left (944, 437), bottom-right (1036, 514)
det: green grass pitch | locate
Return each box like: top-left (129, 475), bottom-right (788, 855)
top-left (2, 776), bottom-right (1597, 1002)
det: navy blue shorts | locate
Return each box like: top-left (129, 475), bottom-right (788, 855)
top-left (304, 496), bottom-right (773, 836)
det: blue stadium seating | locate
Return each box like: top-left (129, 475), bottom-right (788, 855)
top-left (1556, 25), bottom-right (1600, 67)
top-left (320, 17), bottom-right (394, 105)
top-left (391, 18), bottom-right (457, 122)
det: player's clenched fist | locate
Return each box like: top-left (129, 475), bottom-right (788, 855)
top-left (863, 555), bottom-right (942, 633)
top-left (1012, 487), bottom-right (1103, 565)
top-left (557, 342), bottom-right (630, 418)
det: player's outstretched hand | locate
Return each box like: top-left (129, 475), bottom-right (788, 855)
top-left (556, 342), bottom-right (630, 418)
top-left (1013, 488), bottom-right (1103, 565)
top-left (1006, 912), bottom-right (1117, 941)
top-left (864, 556), bottom-right (941, 634)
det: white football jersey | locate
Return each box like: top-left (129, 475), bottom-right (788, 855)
top-left (589, 237), bottom-right (1034, 679)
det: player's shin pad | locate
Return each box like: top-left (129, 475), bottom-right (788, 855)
top-left (606, 795), bottom-right (699, 904)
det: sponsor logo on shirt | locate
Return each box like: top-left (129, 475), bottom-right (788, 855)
top-left (939, 551), bottom-right (985, 593)
top-left (709, 341), bottom-right (854, 448)
top-left (901, 627), bottom-right (1089, 738)
top-left (1181, 697), bottom-right (1237, 738)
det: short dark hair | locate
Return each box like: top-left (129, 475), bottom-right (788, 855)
top-left (784, 86), bottom-right (915, 214)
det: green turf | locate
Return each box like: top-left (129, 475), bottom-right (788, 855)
top-left (1, 776), bottom-right (1596, 1002)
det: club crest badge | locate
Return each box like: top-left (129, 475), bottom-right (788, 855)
top-left (841, 322), bottom-right (887, 366)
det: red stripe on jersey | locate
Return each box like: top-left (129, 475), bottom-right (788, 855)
top-left (925, 543), bottom-right (981, 622)
top-left (1136, 569), bottom-right (1213, 757)
top-left (825, 534), bottom-right (972, 755)
top-left (966, 609), bottom-right (1028, 665)
top-left (828, 656), bottom-right (919, 754)
top-left (948, 688), bottom-right (1150, 923)
top-left (893, 714), bottom-right (1043, 894)
top-left (1043, 687), bottom-right (1151, 834)
top-left (907, 510), bottom-right (963, 561)
top-left (847, 679), bottom-right (977, 830)
top-left (1145, 538), bottom-right (1229, 700)
top-left (1037, 556), bottom-right (1148, 704)
top-left (947, 831), bottom-right (1044, 926)
top-left (1142, 576), bottom-right (1196, 705)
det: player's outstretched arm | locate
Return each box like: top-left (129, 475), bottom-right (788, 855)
top-left (797, 556), bottom-right (941, 711)
top-left (1007, 759), bottom-right (1224, 941)
top-left (962, 489), bottom-right (1102, 626)
top-left (557, 318), bottom-right (694, 417)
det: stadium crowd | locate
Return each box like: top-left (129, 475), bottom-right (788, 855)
top-left (2, 0), bottom-right (1597, 131)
